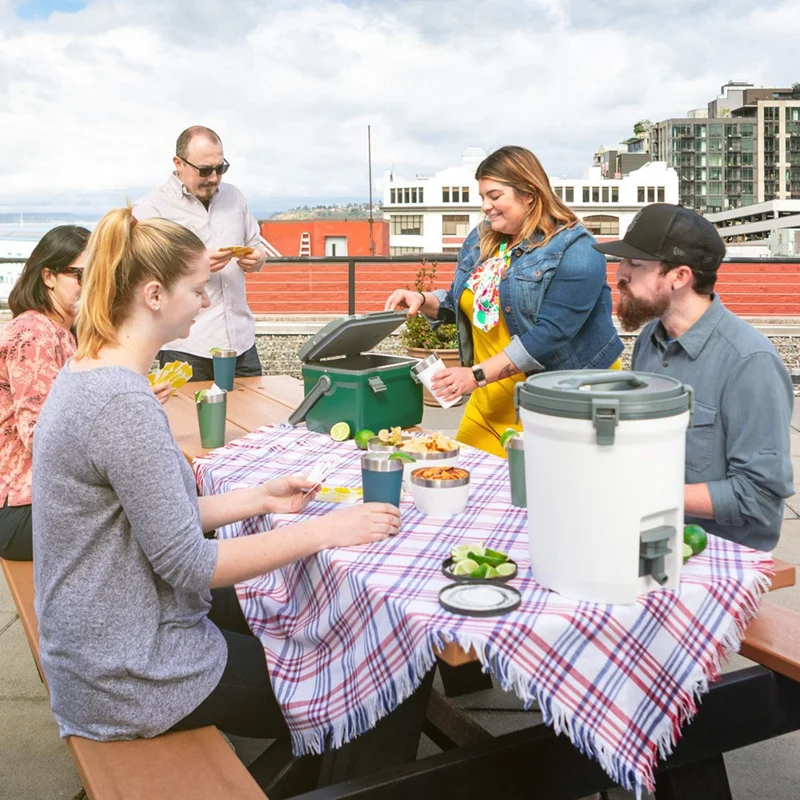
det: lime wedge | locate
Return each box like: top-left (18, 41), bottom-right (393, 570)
top-left (682, 542), bottom-right (693, 562)
top-left (495, 562), bottom-right (516, 577)
top-left (500, 427), bottom-right (521, 449)
top-left (484, 547), bottom-right (509, 562)
top-left (194, 389), bottom-right (208, 402)
top-left (484, 565), bottom-right (500, 579)
top-left (208, 347), bottom-right (221, 356)
top-left (451, 543), bottom-right (485, 561)
top-left (452, 558), bottom-right (479, 576)
top-left (388, 451), bottom-right (416, 462)
top-left (330, 421), bottom-right (351, 442)
top-left (470, 563), bottom-right (489, 579)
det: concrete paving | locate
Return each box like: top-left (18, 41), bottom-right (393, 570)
top-left (2, 398), bottom-right (800, 798)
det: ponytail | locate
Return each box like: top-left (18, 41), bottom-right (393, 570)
top-left (75, 205), bottom-right (206, 359)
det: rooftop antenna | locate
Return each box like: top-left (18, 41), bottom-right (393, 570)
top-left (368, 125), bottom-right (375, 256)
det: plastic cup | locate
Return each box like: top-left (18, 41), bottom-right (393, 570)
top-left (410, 353), bottom-right (462, 409)
top-left (197, 391), bottom-right (227, 448)
top-left (212, 348), bottom-right (236, 391)
top-left (361, 454), bottom-right (404, 507)
top-left (506, 436), bottom-right (527, 508)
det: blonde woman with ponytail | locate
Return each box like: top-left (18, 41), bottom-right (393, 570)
top-left (31, 207), bottom-right (409, 767)
top-left (386, 145), bottom-right (622, 457)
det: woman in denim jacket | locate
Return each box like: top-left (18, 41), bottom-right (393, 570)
top-left (386, 146), bottom-right (622, 457)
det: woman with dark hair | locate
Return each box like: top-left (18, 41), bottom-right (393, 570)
top-left (386, 145), bottom-right (623, 457)
top-left (0, 225), bottom-right (90, 560)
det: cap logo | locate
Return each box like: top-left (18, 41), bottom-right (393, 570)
top-left (626, 209), bottom-right (643, 236)
top-left (672, 246), bottom-right (686, 258)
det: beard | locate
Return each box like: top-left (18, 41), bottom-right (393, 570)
top-left (616, 281), bottom-right (670, 332)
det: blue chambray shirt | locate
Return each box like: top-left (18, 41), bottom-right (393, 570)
top-left (632, 294), bottom-right (794, 551)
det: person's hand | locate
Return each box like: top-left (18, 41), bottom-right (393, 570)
top-left (259, 475), bottom-right (318, 514)
top-left (385, 289), bottom-right (424, 316)
top-left (320, 502), bottom-right (401, 549)
top-left (209, 249), bottom-right (235, 273)
top-left (236, 249), bottom-right (266, 273)
top-left (151, 381), bottom-right (175, 405)
top-left (430, 366), bottom-right (476, 400)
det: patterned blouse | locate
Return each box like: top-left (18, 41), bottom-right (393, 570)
top-left (0, 311), bottom-right (76, 507)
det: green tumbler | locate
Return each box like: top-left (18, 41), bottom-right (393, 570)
top-left (212, 348), bottom-right (236, 391)
top-left (197, 391), bottom-right (227, 448)
top-left (506, 436), bottom-right (527, 508)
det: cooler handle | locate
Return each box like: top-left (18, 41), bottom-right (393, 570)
top-left (288, 374), bottom-right (333, 427)
top-left (368, 376), bottom-right (387, 394)
top-left (556, 371), bottom-right (647, 391)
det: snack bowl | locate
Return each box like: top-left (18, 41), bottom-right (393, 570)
top-left (367, 435), bottom-right (413, 453)
top-left (410, 466), bottom-right (470, 516)
top-left (402, 444), bottom-right (460, 491)
top-left (441, 556), bottom-right (518, 583)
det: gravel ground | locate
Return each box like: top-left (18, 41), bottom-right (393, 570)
top-left (255, 334), bottom-right (800, 378)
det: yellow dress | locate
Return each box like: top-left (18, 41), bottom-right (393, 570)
top-left (455, 289), bottom-right (622, 459)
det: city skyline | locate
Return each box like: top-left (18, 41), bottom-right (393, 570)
top-left (2, 0), bottom-right (798, 212)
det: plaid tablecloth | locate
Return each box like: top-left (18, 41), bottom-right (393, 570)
top-left (194, 425), bottom-right (774, 796)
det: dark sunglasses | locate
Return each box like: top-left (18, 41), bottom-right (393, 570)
top-left (53, 266), bottom-right (84, 284)
top-left (179, 157), bottom-right (230, 178)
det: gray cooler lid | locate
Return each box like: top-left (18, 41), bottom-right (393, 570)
top-left (515, 370), bottom-right (693, 446)
top-left (298, 310), bottom-right (409, 362)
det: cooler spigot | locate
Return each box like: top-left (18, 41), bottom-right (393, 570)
top-left (639, 525), bottom-right (674, 586)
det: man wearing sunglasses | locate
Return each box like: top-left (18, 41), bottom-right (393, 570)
top-left (133, 125), bottom-right (268, 380)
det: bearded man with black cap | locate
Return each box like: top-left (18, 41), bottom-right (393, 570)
top-left (594, 203), bottom-right (793, 551)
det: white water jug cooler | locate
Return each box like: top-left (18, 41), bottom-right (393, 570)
top-left (515, 371), bottom-right (693, 605)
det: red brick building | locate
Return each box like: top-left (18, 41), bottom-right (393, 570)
top-left (259, 219), bottom-right (389, 258)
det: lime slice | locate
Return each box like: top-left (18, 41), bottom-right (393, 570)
top-left (682, 542), bottom-right (693, 562)
top-left (684, 524), bottom-right (708, 556)
top-left (470, 553), bottom-right (506, 567)
top-left (208, 347), bottom-right (221, 356)
top-left (388, 451), bottom-right (416, 462)
top-left (330, 421), bottom-right (351, 442)
top-left (452, 558), bottom-right (479, 576)
top-left (194, 389), bottom-right (208, 402)
top-left (484, 547), bottom-right (509, 562)
top-left (470, 563), bottom-right (489, 579)
top-left (500, 427), bottom-right (521, 449)
top-left (484, 565), bottom-right (500, 579)
top-left (355, 429), bottom-right (376, 450)
top-left (495, 562), bottom-right (516, 577)
top-left (451, 543), bottom-right (485, 561)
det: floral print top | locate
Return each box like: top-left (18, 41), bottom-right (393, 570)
top-left (0, 311), bottom-right (76, 506)
top-left (466, 242), bottom-right (510, 332)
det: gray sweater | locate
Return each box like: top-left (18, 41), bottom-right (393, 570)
top-left (32, 365), bottom-right (225, 740)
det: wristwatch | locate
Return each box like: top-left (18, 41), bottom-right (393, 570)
top-left (471, 365), bottom-right (487, 388)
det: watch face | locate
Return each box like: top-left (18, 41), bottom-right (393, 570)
top-left (472, 366), bottom-right (486, 384)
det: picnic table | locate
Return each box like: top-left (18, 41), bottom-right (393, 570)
top-left (165, 376), bottom-right (798, 799)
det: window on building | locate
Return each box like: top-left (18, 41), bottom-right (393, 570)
top-left (709, 182), bottom-right (722, 196)
top-left (462, 187), bottom-right (469, 203)
top-left (741, 124), bottom-right (754, 137)
top-left (709, 124), bottom-right (723, 137)
top-left (658, 187), bottom-right (665, 202)
top-left (647, 187), bottom-right (656, 202)
top-left (553, 186), bottom-right (562, 198)
top-left (452, 187), bottom-right (461, 202)
top-left (637, 187), bottom-right (645, 203)
top-left (583, 187), bottom-right (590, 202)
top-left (325, 236), bottom-right (348, 257)
top-left (442, 247), bottom-right (461, 254)
top-left (582, 215), bottom-right (620, 236)
top-left (442, 214), bottom-right (470, 236)
top-left (442, 187), bottom-right (450, 202)
top-left (411, 188), bottom-right (417, 203)
top-left (566, 187), bottom-right (574, 202)
top-left (390, 189), bottom-right (396, 204)
top-left (602, 187), bottom-right (609, 203)
top-left (390, 246), bottom-right (424, 255)
top-left (404, 188), bottom-right (410, 203)
top-left (592, 187), bottom-right (600, 203)
top-left (419, 188), bottom-right (424, 203)
top-left (390, 215), bottom-right (424, 235)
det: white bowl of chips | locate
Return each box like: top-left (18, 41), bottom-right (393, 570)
top-left (397, 432), bottom-right (460, 491)
top-left (409, 466), bottom-right (471, 516)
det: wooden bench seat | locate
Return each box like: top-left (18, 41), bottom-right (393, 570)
top-left (1, 558), bottom-right (267, 800)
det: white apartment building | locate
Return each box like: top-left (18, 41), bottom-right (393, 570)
top-left (382, 150), bottom-right (678, 254)
top-left (706, 200), bottom-right (800, 256)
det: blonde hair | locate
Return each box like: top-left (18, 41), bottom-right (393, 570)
top-left (475, 145), bottom-right (579, 262)
top-left (75, 206), bottom-right (206, 359)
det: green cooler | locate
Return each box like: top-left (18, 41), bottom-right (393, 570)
top-left (288, 311), bottom-right (424, 435)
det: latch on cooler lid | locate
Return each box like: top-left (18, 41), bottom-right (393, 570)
top-left (368, 376), bottom-right (387, 393)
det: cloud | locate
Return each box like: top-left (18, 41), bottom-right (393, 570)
top-left (1, 0), bottom-right (798, 210)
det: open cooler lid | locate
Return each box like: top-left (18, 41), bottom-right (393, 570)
top-left (298, 310), bottom-right (409, 362)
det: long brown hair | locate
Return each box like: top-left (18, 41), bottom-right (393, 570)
top-left (475, 145), bottom-right (579, 262)
top-left (75, 206), bottom-right (206, 359)
top-left (8, 225), bottom-right (90, 320)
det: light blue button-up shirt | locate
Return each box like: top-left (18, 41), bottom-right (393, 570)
top-left (633, 294), bottom-right (794, 551)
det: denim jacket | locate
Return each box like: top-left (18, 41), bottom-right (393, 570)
top-left (433, 224), bottom-right (623, 373)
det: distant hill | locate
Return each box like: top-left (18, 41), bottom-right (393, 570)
top-left (268, 202), bottom-right (375, 220)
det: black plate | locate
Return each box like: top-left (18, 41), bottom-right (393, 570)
top-left (441, 556), bottom-right (517, 583)
top-left (438, 582), bottom-right (522, 617)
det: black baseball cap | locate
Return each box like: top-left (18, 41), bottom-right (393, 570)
top-left (593, 203), bottom-right (725, 272)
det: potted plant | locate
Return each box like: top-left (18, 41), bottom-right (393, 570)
top-left (400, 259), bottom-right (462, 407)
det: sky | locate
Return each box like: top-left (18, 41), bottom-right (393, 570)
top-left (1, 0), bottom-right (798, 213)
